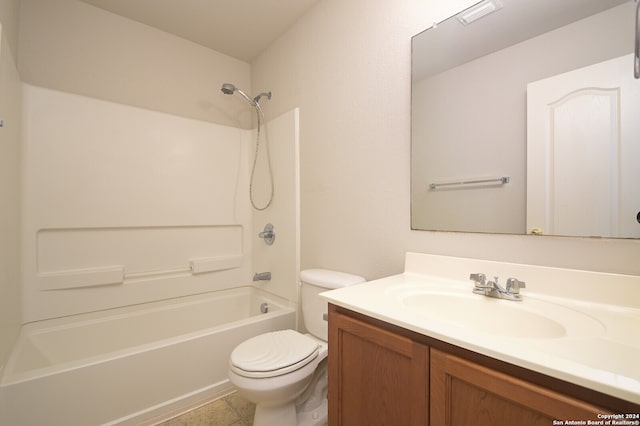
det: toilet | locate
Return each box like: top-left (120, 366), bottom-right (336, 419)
top-left (228, 269), bottom-right (365, 426)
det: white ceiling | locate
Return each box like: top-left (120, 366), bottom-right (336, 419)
top-left (78, 0), bottom-right (320, 62)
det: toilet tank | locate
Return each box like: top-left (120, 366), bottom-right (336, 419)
top-left (300, 269), bottom-right (365, 341)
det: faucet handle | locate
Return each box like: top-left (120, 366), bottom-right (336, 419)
top-left (469, 273), bottom-right (486, 285)
top-left (506, 277), bottom-right (526, 294)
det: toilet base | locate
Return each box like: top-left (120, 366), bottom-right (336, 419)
top-left (296, 397), bottom-right (327, 426)
top-left (253, 403), bottom-right (297, 426)
top-left (252, 397), bottom-right (327, 426)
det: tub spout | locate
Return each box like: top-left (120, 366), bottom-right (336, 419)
top-left (253, 272), bottom-right (272, 281)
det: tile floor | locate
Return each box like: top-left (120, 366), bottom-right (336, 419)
top-left (159, 392), bottom-right (255, 426)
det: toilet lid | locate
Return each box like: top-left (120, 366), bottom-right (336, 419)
top-left (230, 330), bottom-right (319, 378)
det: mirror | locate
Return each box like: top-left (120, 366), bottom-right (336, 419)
top-left (411, 0), bottom-right (640, 238)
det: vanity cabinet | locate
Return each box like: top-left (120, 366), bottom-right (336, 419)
top-left (328, 305), bottom-right (635, 426)
top-left (328, 305), bottom-right (428, 425)
top-left (430, 348), bottom-right (604, 425)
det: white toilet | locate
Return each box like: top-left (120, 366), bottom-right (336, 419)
top-left (228, 269), bottom-right (365, 426)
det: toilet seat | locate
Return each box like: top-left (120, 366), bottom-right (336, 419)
top-left (230, 330), bottom-right (320, 379)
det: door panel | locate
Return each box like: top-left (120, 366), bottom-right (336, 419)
top-left (527, 53), bottom-right (640, 237)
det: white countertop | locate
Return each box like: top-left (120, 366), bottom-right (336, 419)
top-left (321, 253), bottom-right (640, 405)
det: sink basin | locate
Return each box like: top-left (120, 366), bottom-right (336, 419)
top-left (393, 287), bottom-right (605, 339)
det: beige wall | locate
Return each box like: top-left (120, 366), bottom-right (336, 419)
top-left (19, 0), bottom-right (253, 129)
top-left (0, 12), bottom-right (22, 370)
top-left (0, 0), bottom-right (18, 56)
top-left (252, 0), bottom-right (640, 279)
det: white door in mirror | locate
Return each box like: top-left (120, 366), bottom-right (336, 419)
top-left (527, 54), bottom-right (640, 238)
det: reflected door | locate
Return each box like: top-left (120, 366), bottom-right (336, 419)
top-left (527, 54), bottom-right (640, 238)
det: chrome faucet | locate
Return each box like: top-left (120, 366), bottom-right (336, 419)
top-left (505, 277), bottom-right (526, 295)
top-left (470, 273), bottom-right (525, 301)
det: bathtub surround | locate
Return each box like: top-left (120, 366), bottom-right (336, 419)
top-left (21, 84), bottom-right (253, 321)
top-left (18, 84), bottom-right (300, 322)
top-left (1, 75), bottom-right (302, 422)
top-left (252, 109), bottom-right (301, 305)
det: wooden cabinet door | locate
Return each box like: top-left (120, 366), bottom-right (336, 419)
top-left (430, 348), bottom-right (609, 426)
top-left (328, 307), bottom-right (429, 426)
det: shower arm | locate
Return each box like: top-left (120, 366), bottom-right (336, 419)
top-left (253, 92), bottom-right (272, 104)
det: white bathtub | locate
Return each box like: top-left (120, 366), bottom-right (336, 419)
top-left (0, 286), bottom-right (296, 425)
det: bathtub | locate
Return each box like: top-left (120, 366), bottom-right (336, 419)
top-left (0, 286), bottom-right (296, 425)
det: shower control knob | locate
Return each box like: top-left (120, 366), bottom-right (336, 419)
top-left (258, 223), bottom-right (276, 245)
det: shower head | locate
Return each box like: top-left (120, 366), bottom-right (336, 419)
top-left (221, 83), bottom-right (271, 108)
top-left (221, 82), bottom-right (255, 106)
top-left (221, 83), bottom-right (236, 95)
